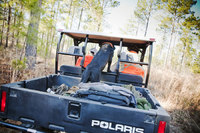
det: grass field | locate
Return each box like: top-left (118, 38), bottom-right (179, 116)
top-left (149, 67), bottom-right (200, 133)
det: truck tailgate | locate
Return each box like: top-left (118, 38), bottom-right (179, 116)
top-left (3, 87), bottom-right (157, 133)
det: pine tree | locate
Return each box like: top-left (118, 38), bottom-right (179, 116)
top-left (182, 13), bottom-right (200, 73)
top-left (5, 2), bottom-right (11, 47)
top-left (121, 14), bottom-right (138, 36)
top-left (25, 0), bottom-right (43, 69)
top-left (83, 0), bottom-right (119, 32)
top-left (134, 0), bottom-right (158, 37)
top-left (159, 0), bottom-right (197, 65)
top-left (0, 0), bottom-right (7, 46)
top-left (192, 52), bottom-right (200, 73)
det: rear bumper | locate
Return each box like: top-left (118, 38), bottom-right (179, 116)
top-left (0, 120), bottom-right (45, 133)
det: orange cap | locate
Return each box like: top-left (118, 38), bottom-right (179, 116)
top-left (129, 50), bottom-right (137, 54)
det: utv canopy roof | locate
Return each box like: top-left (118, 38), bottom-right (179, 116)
top-left (58, 30), bottom-right (155, 48)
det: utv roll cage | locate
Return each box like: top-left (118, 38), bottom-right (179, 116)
top-left (55, 30), bottom-right (155, 88)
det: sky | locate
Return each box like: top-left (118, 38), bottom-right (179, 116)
top-left (57, 0), bottom-right (200, 40)
top-left (103, 0), bottom-right (200, 39)
top-left (104, 0), bottom-right (136, 34)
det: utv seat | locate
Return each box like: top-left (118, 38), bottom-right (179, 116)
top-left (68, 46), bottom-right (83, 55)
top-left (118, 73), bottom-right (143, 87)
top-left (117, 52), bottom-right (144, 86)
top-left (101, 72), bottom-right (117, 83)
top-left (60, 46), bottom-right (83, 77)
top-left (120, 52), bottom-right (145, 78)
top-left (60, 65), bottom-right (82, 77)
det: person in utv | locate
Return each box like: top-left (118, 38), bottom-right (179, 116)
top-left (76, 48), bottom-right (97, 68)
top-left (121, 50), bottom-right (145, 78)
top-left (111, 49), bottom-right (145, 78)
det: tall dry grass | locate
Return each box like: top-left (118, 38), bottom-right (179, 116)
top-left (149, 66), bottom-right (200, 133)
top-left (0, 47), bottom-right (54, 86)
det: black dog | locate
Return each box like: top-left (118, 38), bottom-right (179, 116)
top-left (81, 42), bottom-right (115, 83)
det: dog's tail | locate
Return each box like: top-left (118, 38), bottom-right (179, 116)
top-left (81, 69), bottom-right (91, 83)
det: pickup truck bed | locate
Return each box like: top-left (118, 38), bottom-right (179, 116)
top-left (0, 74), bottom-right (170, 133)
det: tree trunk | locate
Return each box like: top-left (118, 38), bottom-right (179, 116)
top-left (69, 6), bottom-right (75, 29)
top-left (164, 25), bottom-right (174, 66)
top-left (41, 32), bottom-right (44, 46)
top-left (45, 31), bottom-right (50, 58)
top-left (97, 15), bottom-right (103, 32)
top-left (16, 17), bottom-right (21, 46)
top-left (49, 1), bottom-right (60, 57)
top-left (164, 8), bottom-right (178, 66)
top-left (5, 4), bottom-right (11, 47)
top-left (11, 11), bottom-right (16, 47)
top-left (69, 0), bottom-right (73, 17)
top-left (180, 44), bottom-right (186, 71)
top-left (136, 22), bottom-right (139, 36)
top-left (144, 16), bottom-right (149, 37)
top-left (0, 1), bottom-right (6, 46)
top-left (77, 8), bottom-right (83, 30)
top-left (16, 4), bottom-right (23, 46)
top-left (49, 1), bottom-right (60, 58)
top-left (66, 0), bottom-right (73, 29)
top-left (20, 37), bottom-right (26, 61)
top-left (144, 1), bottom-right (153, 37)
top-left (49, 31), bottom-right (55, 57)
top-left (25, 0), bottom-right (42, 69)
top-left (61, 37), bottom-right (65, 52)
top-left (45, 31), bottom-right (50, 70)
top-left (97, 22), bottom-right (101, 32)
top-left (159, 29), bottom-right (167, 58)
top-left (16, 25), bottom-right (20, 46)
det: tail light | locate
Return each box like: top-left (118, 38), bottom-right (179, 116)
top-left (150, 38), bottom-right (156, 41)
top-left (158, 121), bottom-right (166, 133)
top-left (1, 91), bottom-right (7, 112)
